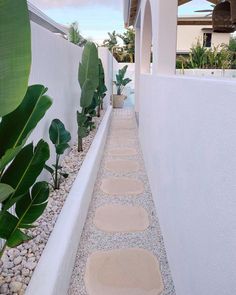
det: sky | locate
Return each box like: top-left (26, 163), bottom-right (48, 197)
top-left (29, 0), bottom-right (213, 44)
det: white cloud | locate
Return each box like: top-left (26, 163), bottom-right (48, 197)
top-left (29, 0), bottom-right (122, 10)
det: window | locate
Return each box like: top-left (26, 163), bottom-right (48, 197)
top-left (203, 33), bottom-right (212, 48)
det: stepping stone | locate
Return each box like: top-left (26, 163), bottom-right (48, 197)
top-left (105, 160), bottom-right (139, 173)
top-left (94, 204), bottom-right (149, 232)
top-left (101, 178), bottom-right (144, 195)
top-left (111, 121), bottom-right (136, 129)
top-left (84, 248), bottom-right (164, 295)
top-left (108, 148), bottom-right (138, 156)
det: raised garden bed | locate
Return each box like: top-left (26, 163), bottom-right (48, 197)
top-left (0, 107), bottom-right (112, 295)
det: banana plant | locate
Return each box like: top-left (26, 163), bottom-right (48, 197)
top-left (45, 119), bottom-right (71, 190)
top-left (0, 0), bottom-right (53, 258)
top-left (0, 140), bottom-right (50, 258)
top-left (96, 59), bottom-right (107, 117)
top-left (77, 42), bottom-right (99, 152)
top-left (113, 65), bottom-right (132, 95)
top-left (0, 0), bottom-right (31, 117)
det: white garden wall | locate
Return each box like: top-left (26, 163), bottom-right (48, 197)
top-left (139, 73), bottom-right (236, 295)
top-left (28, 22), bottom-right (113, 159)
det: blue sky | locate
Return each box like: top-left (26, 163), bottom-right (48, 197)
top-left (29, 0), bottom-right (213, 44)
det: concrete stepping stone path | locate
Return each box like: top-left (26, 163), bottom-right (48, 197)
top-left (105, 159), bottom-right (139, 173)
top-left (84, 248), bottom-right (164, 295)
top-left (68, 108), bottom-right (176, 295)
top-left (94, 204), bottom-right (149, 232)
top-left (101, 177), bottom-right (144, 196)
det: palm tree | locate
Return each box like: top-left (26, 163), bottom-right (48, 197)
top-left (68, 22), bottom-right (87, 47)
top-left (103, 31), bottom-right (118, 51)
top-left (117, 28), bottom-right (135, 63)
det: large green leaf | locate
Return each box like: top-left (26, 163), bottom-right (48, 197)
top-left (98, 59), bottom-right (107, 96)
top-left (16, 182), bottom-right (49, 227)
top-left (0, 182), bottom-right (49, 248)
top-left (81, 79), bottom-right (96, 108)
top-left (49, 119), bottom-right (71, 155)
top-left (78, 42), bottom-right (99, 90)
top-left (0, 85), bottom-right (52, 171)
top-left (0, 183), bottom-right (14, 202)
top-left (1, 140), bottom-right (50, 202)
top-left (0, 0), bottom-right (31, 117)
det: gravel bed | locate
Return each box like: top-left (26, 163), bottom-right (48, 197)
top-left (0, 111), bottom-right (105, 295)
top-left (68, 109), bottom-right (176, 295)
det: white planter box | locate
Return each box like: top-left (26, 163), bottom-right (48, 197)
top-left (26, 106), bottom-right (112, 295)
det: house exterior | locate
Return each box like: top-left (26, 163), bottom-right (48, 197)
top-left (124, 1), bottom-right (236, 295)
top-left (177, 16), bottom-right (231, 54)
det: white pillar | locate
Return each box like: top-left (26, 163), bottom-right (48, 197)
top-left (135, 27), bottom-right (141, 113)
top-left (152, 0), bottom-right (178, 75)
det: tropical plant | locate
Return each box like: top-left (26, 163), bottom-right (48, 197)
top-left (96, 59), bottom-right (107, 117)
top-left (0, 0), bottom-right (31, 117)
top-left (103, 30), bottom-right (118, 51)
top-left (68, 22), bottom-right (87, 47)
top-left (113, 65), bottom-right (132, 95)
top-left (45, 119), bottom-right (71, 190)
top-left (77, 42), bottom-right (99, 152)
top-left (117, 28), bottom-right (135, 63)
top-left (189, 40), bottom-right (207, 69)
top-left (0, 0), bottom-right (52, 258)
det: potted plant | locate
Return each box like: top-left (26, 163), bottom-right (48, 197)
top-left (113, 65), bottom-right (132, 108)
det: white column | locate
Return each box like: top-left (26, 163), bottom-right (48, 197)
top-left (135, 27), bottom-right (141, 113)
top-left (152, 0), bottom-right (178, 75)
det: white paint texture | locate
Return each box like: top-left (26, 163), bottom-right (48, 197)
top-left (139, 74), bottom-right (236, 295)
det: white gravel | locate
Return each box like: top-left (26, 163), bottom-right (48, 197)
top-left (0, 112), bottom-right (104, 295)
top-left (68, 109), bottom-right (176, 295)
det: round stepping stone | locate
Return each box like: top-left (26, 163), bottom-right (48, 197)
top-left (94, 205), bottom-right (149, 232)
top-left (101, 178), bottom-right (144, 195)
top-left (105, 160), bottom-right (139, 173)
top-left (108, 148), bottom-right (138, 156)
top-left (84, 248), bottom-right (164, 295)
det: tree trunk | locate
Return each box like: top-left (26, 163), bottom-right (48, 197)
top-left (97, 104), bottom-right (101, 117)
top-left (78, 136), bottom-right (83, 152)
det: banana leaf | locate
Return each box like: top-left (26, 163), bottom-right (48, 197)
top-left (49, 119), bottom-right (71, 155)
top-left (1, 140), bottom-right (50, 205)
top-left (78, 42), bottom-right (99, 90)
top-left (0, 182), bottom-right (49, 247)
top-left (0, 85), bottom-right (52, 171)
top-left (0, 0), bottom-right (31, 117)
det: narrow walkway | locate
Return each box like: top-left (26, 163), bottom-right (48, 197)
top-left (69, 109), bottom-right (175, 295)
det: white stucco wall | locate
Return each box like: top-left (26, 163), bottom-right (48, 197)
top-left (134, 0), bottom-right (236, 294)
top-left (177, 25), bottom-right (230, 53)
top-left (139, 73), bottom-right (236, 295)
top-left (28, 22), bottom-right (113, 163)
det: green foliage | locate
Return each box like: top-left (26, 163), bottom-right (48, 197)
top-left (0, 181), bottom-right (49, 250)
top-left (0, 184), bottom-right (14, 203)
top-left (0, 1), bottom-right (52, 257)
top-left (68, 22), bottom-right (87, 47)
top-left (0, 0), bottom-right (31, 117)
top-left (103, 28), bottom-right (136, 63)
top-left (77, 42), bottom-right (100, 152)
top-left (78, 42), bottom-right (99, 91)
top-left (102, 31), bottom-right (118, 51)
top-left (0, 85), bottom-right (52, 172)
top-left (189, 40), bottom-right (207, 69)
top-left (117, 28), bottom-right (135, 63)
top-left (96, 59), bottom-right (107, 117)
top-left (46, 119), bottom-right (71, 190)
top-left (113, 65), bottom-right (132, 95)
